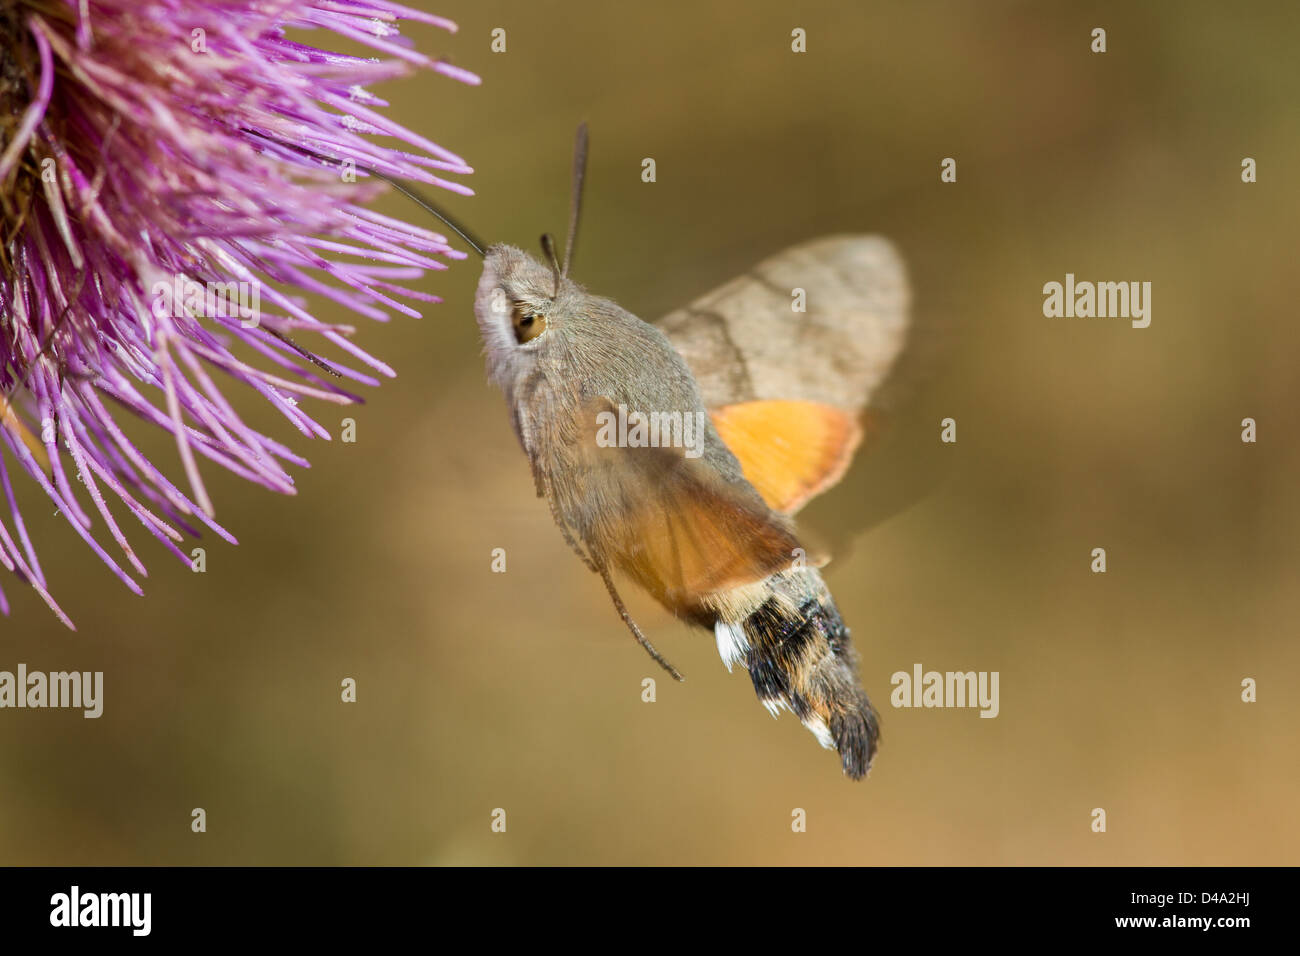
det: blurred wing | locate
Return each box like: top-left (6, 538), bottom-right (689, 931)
top-left (656, 235), bottom-right (908, 410)
top-left (575, 400), bottom-right (801, 613)
top-left (655, 235), bottom-right (909, 513)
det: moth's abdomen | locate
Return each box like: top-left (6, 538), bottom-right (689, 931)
top-left (710, 569), bottom-right (879, 779)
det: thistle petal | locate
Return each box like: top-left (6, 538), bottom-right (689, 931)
top-left (0, 0), bottom-right (476, 624)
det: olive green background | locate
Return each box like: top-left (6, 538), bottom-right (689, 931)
top-left (2, 0), bottom-right (1297, 864)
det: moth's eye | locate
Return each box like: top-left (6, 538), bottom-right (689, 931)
top-left (511, 305), bottom-right (548, 344)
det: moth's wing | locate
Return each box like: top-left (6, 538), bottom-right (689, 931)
top-left (656, 235), bottom-right (908, 410)
top-left (573, 399), bottom-right (802, 614)
top-left (707, 399), bottom-right (863, 514)
top-left (655, 235), bottom-right (909, 514)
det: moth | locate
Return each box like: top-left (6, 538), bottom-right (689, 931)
top-left (349, 126), bottom-right (908, 779)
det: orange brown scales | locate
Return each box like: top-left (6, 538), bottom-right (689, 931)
top-left (710, 399), bottom-right (863, 514)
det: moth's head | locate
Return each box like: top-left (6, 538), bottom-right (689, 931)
top-left (474, 242), bottom-right (587, 384)
top-left (470, 123), bottom-right (594, 393)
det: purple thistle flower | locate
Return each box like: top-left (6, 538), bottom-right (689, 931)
top-left (0, 0), bottom-right (477, 626)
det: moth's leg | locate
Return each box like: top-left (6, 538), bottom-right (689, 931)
top-left (551, 498), bottom-right (600, 573)
top-left (597, 565), bottom-right (685, 682)
top-left (528, 450), bottom-right (546, 499)
top-left (535, 467), bottom-right (601, 574)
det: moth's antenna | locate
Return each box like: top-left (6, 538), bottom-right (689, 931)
top-left (539, 233), bottom-right (562, 297)
top-left (246, 132), bottom-right (487, 258)
top-left (562, 122), bottom-right (588, 277)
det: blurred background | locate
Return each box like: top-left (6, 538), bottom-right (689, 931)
top-left (2, 0), bottom-right (1298, 865)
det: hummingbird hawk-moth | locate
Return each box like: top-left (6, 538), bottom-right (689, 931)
top-left (341, 124), bottom-right (909, 779)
